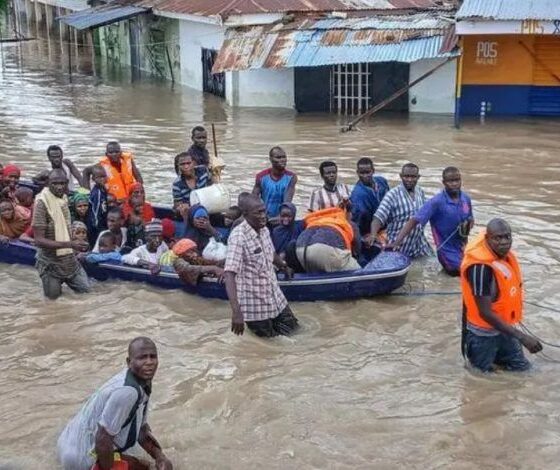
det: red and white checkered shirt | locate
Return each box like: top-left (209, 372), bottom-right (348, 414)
top-left (225, 220), bottom-right (287, 322)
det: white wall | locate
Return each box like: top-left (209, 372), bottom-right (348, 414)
top-left (178, 19), bottom-right (224, 90)
top-left (234, 67), bottom-right (295, 108)
top-left (408, 58), bottom-right (457, 114)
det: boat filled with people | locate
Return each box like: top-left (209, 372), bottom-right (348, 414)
top-left (0, 134), bottom-right (415, 302)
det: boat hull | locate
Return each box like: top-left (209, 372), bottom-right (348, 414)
top-left (0, 241), bottom-right (410, 301)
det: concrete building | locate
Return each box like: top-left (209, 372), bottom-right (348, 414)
top-left (21, 0), bottom-right (460, 115)
top-left (456, 0), bottom-right (560, 116)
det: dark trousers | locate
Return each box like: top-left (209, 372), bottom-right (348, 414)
top-left (465, 330), bottom-right (531, 372)
top-left (246, 306), bottom-right (299, 338)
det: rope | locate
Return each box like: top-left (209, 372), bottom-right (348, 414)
top-left (519, 322), bottom-right (560, 349)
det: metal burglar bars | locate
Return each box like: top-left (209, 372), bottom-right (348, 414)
top-left (331, 63), bottom-right (371, 115)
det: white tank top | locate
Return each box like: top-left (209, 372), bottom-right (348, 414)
top-left (63, 161), bottom-right (76, 191)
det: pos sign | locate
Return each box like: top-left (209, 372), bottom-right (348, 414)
top-left (476, 41), bottom-right (498, 65)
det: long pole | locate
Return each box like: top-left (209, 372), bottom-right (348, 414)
top-left (454, 38), bottom-right (464, 129)
top-left (211, 123), bottom-right (221, 183)
top-left (67, 31), bottom-right (72, 82)
top-left (341, 56), bottom-right (457, 132)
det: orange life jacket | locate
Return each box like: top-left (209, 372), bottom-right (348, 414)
top-left (99, 152), bottom-right (136, 201)
top-left (303, 207), bottom-right (353, 250)
top-left (460, 232), bottom-right (523, 329)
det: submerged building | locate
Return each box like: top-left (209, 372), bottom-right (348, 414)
top-left (456, 0), bottom-right (560, 116)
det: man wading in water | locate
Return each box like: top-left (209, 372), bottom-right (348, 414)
top-left (460, 218), bottom-right (542, 372)
top-left (224, 194), bottom-right (299, 337)
top-left (57, 337), bottom-right (173, 470)
top-left (32, 169), bottom-right (90, 299)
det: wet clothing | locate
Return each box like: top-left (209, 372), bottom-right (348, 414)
top-left (225, 219), bottom-right (288, 322)
top-left (374, 184), bottom-right (432, 258)
top-left (32, 196), bottom-right (88, 297)
top-left (465, 332), bottom-right (530, 372)
top-left (255, 168), bottom-right (296, 219)
top-left (172, 168), bottom-right (211, 205)
top-left (308, 183), bottom-right (350, 212)
top-left (460, 233), bottom-right (527, 372)
top-left (246, 305), bottom-right (299, 337)
top-left (350, 177), bottom-right (390, 236)
top-left (57, 369), bottom-right (150, 470)
top-left (414, 190), bottom-right (473, 273)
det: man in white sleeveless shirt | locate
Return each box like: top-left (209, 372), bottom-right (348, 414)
top-left (57, 337), bottom-right (172, 470)
top-left (34, 145), bottom-right (83, 192)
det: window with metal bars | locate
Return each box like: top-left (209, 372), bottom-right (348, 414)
top-left (330, 63), bottom-right (371, 115)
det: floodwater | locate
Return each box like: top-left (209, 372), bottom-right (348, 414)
top-left (1, 29), bottom-right (560, 470)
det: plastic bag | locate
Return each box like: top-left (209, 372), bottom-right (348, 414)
top-left (202, 238), bottom-right (227, 262)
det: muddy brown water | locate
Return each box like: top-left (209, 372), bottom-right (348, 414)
top-left (1, 35), bottom-right (560, 469)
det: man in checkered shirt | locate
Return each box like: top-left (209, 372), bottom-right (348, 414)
top-left (224, 194), bottom-right (299, 337)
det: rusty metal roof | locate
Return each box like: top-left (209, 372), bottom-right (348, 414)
top-left (457, 0), bottom-right (560, 21)
top-left (213, 12), bottom-right (456, 71)
top-left (144, 0), bottom-right (453, 19)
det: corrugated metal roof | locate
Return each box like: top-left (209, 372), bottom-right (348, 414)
top-left (39, 0), bottom-right (89, 12)
top-left (457, 0), bottom-right (560, 21)
top-left (142, 0), bottom-right (452, 19)
top-left (213, 15), bottom-right (456, 71)
top-left (57, 3), bottom-right (150, 30)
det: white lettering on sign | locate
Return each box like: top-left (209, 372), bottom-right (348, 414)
top-left (521, 19), bottom-right (545, 34)
top-left (476, 41), bottom-right (498, 65)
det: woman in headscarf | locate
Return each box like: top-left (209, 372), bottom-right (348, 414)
top-left (183, 204), bottom-right (222, 253)
top-left (169, 238), bottom-right (224, 286)
top-left (271, 202), bottom-right (304, 256)
top-left (122, 183), bottom-right (155, 223)
top-left (1, 164), bottom-right (21, 202)
top-left (0, 201), bottom-right (29, 242)
top-left (70, 188), bottom-right (96, 245)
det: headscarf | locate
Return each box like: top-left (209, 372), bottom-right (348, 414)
top-left (2, 164), bottom-right (21, 177)
top-left (71, 220), bottom-right (87, 236)
top-left (0, 201), bottom-right (29, 238)
top-left (162, 218), bottom-right (175, 240)
top-left (145, 218), bottom-right (163, 235)
top-left (184, 203), bottom-right (214, 252)
top-left (172, 238), bottom-right (197, 256)
top-left (122, 183), bottom-right (155, 223)
top-left (271, 202), bottom-right (304, 254)
top-left (70, 188), bottom-right (90, 221)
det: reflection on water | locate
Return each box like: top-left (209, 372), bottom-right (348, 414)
top-left (1, 31), bottom-right (560, 469)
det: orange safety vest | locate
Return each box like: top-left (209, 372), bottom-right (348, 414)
top-left (460, 232), bottom-right (523, 329)
top-left (303, 207), bottom-right (354, 250)
top-left (99, 152), bottom-right (137, 201)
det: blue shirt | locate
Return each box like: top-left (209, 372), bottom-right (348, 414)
top-left (414, 189), bottom-right (473, 272)
top-left (255, 168), bottom-right (296, 218)
top-left (172, 168), bottom-right (210, 204)
top-left (350, 176), bottom-right (390, 236)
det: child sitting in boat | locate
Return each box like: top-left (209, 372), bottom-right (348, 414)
top-left (124, 206), bottom-right (145, 250)
top-left (93, 208), bottom-right (128, 253)
top-left (71, 221), bottom-right (89, 248)
top-left (271, 202), bottom-right (304, 258)
top-left (87, 164), bottom-right (109, 243)
top-left (14, 187), bottom-right (34, 221)
top-left (121, 219), bottom-right (169, 275)
top-left (86, 231), bottom-right (122, 264)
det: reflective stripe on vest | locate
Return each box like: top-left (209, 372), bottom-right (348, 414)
top-left (99, 152), bottom-right (136, 201)
top-left (460, 232), bottom-right (523, 330)
top-left (303, 207), bottom-right (353, 250)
